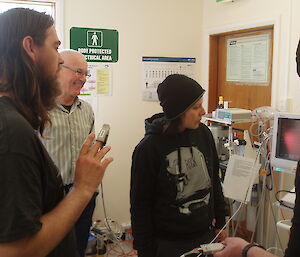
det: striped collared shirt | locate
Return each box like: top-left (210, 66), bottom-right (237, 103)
top-left (40, 98), bottom-right (94, 184)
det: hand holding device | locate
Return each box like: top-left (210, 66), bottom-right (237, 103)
top-left (201, 243), bottom-right (225, 255)
top-left (74, 125), bottom-right (113, 195)
top-left (180, 243), bottom-right (225, 257)
top-left (213, 237), bottom-right (250, 257)
top-left (96, 124), bottom-right (110, 148)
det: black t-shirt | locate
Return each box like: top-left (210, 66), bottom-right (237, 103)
top-left (284, 161), bottom-right (300, 257)
top-left (0, 97), bottom-right (78, 257)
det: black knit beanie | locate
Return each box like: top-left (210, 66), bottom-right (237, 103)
top-left (157, 74), bottom-right (205, 120)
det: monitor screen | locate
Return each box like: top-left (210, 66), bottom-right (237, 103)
top-left (275, 118), bottom-right (300, 161)
top-left (271, 113), bottom-right (300, 173)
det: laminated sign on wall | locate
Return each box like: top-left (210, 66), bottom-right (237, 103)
top-left (70, 27), bottom-right (118, 62)
top-left (70, 27), bottom-right (116, 112)
top-left (142, 57), bottom-right (196, 101)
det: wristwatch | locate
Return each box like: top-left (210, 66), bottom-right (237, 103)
top-left (242, 243), bottom-right (265, 257)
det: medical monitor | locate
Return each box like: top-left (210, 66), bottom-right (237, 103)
top-left (271, 112), bottom-right (300, 173)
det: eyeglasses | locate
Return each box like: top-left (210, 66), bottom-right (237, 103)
top-left (61, 64), bottom-right (91, 78)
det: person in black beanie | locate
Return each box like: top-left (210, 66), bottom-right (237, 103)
top-left (130, 74), bottom-right (227, 257)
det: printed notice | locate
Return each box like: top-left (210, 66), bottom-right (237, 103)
top-left (223, 155), bottom-right (260, 202)
top-left (80, 62), bottom-right (112, 114)
top-left (97, 69), bottom-right (110, 95)
top-left (226, 34), bottom-right (270, 84)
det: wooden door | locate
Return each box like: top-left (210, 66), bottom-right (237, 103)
top-left (209, 27), bottom-right (273, 136)
top-left (207, 27), bottom-right (274, 240)
top-left (209, 26), bottom-right (273, 113)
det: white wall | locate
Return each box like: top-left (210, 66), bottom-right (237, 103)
top-left (200, 0), bottom-right (300, 249)
top-left (201, 0), bottom-right (300, 113)
top-left (62, 0), bottom-right (300, 228)
top-left (63, 0), bottom-right (203, 225)
top-left (288, 0), bottom-right (300, 112)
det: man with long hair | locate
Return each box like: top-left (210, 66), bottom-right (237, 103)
top-left (0, 8), bottom-right (113, 257)
top-left (41, 49), bottom-right (97, 257)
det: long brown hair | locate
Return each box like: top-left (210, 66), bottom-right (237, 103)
top-left (0, 8), bottom-right (60, 135)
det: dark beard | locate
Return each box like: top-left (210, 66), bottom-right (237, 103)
top-left (37, 68), bottom-right (61, 111)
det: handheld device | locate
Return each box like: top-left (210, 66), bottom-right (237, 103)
top-left (180, 243), bottom-right (225, 257)
top-left (96, 124), bottom-right (110, 147)
top-left (200, 243), bottom-right (225, 255)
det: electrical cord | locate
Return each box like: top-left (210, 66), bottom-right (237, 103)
top-left (250, 130), bottom-right (277, 243)
top-left (248, 132), bottom-right (274, 241)
top-left (211, 133), bottom-right (263, 238)
top-left (99, 182), bottom-right (134, 256)
top-left (267, 190), bottom-right (284, 251)
top-left (272, 169), bottom-right (284, 216)
top-left (182, 121), bottom-right (273, 256)
top-left (265, 158), bottom-right (273, 191)
top-left (261, 136), bottom-right (273, 184)
top-left (249, 120), bottom-right (270, 138)
top-left (250, 175), bottom-right (266, 242)
top-left (232, 202), bottom-right (244, 237)
top-left (211, 133), bottom-right (266, 244)
top-left (249, 109), bottom-right (274, 138)
top-left (275, 189), bottom-right (295, 210)
top-left (181, 247), bottom-right (203, 256)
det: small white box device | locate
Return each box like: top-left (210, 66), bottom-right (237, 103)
top-left (277, 219), bottom-right (292, 231)
top-left (201, 243), bottom-right (225, 255)
top-left (216, 108), bottom-right (252, 123)
top-left (180, 243), bottom-right (225, 256)
top-left (96, 124), bottom-right (110, 146)
top-left (280, 188), bottom-right (296, 209)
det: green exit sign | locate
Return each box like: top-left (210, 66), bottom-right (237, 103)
top-left (70, 27), bottom-right (118, 62)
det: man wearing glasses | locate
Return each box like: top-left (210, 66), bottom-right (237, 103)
top-left (40, 49), bottom-right (95, 257)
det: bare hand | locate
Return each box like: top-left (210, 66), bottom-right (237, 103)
top-left (74, 133), bottom-right (113, 195)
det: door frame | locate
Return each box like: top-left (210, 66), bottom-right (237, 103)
top-left (203, 17), bottom-right (282, 113)
top-left (202, 16), bottom-right (284, 248)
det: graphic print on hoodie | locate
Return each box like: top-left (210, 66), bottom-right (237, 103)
top-left (166, 146), bottom-right (211, 215)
